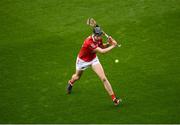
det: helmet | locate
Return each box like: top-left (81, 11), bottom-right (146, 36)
top-left (93, 25), bottom-right (103, 36)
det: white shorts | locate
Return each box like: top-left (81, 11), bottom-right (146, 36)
top-left (76, 56), bottom-right (100, 70)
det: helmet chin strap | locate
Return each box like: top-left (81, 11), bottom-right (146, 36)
top-left (92, 34), bottom-right (101, 42)
top-left (92, 34), bottom-right (96, 42)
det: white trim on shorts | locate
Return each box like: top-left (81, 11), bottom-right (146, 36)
top-left (76, 56), bottom-right (100, 70)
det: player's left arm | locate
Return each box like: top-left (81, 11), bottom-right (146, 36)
top-left (99, 43), bottom-right (109, 48)
top-left (102, 43), bottom-right (110, 48)
top-left (99, 39), bottom-right (110, 49)
top-left (99, 36), bottom-right (117, 48)
top-left (108, 36), bottom-right (117, 45)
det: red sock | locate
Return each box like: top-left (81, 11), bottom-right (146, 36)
top-left (111, 94), bottom-right (116, 101)
top-left (69, 80), bottom-right (74, 86)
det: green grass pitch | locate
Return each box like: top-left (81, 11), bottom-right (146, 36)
top-left (0, 0), bottom-right (180, 123)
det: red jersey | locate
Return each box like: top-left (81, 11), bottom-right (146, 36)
top-left (78, 35), bottom-right (103, 62)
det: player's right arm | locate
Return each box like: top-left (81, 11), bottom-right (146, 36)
top-left (93, 45), bottom-right (116, 54)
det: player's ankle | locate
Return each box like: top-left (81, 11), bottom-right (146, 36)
top-left (69, 80), bottom-right (74, 86)
top-left (111, 94), bottom-right (116, 101)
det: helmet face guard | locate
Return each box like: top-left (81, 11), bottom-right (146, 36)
top-left (93, 26), bottom-right (103, 36)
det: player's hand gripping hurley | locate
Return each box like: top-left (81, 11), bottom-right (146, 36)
top-left (87, 18), bottom-right (121, 47)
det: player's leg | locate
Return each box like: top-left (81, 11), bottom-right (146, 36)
top-left (69, 69), bottom-right (83, 85)
top-left (91, 63), bottom-right (121, 105)
top-left (91, 63), bottom-right (114, 96)
top-left (67, 70), bottom-right (83, 94)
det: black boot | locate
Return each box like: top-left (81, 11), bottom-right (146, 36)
top-left (67, 83), bottom-right (73, 94)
